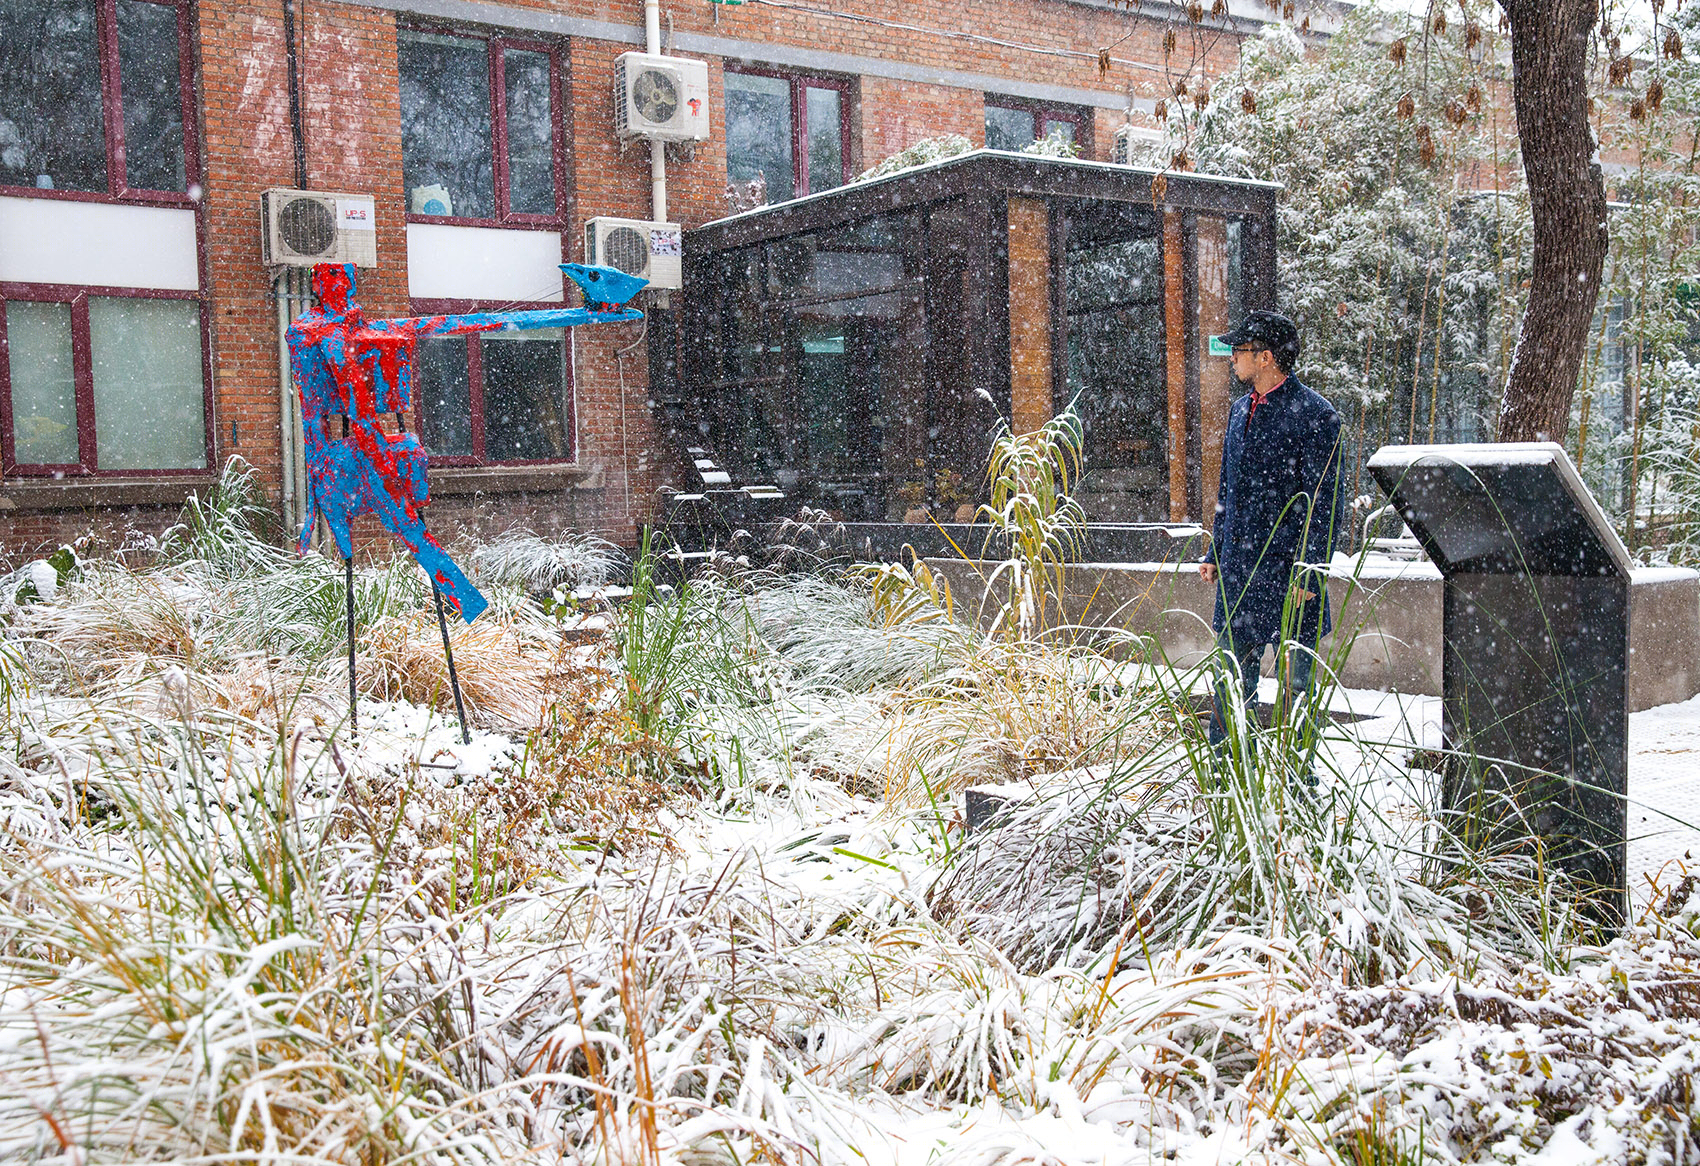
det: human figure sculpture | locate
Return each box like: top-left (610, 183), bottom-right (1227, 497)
top-left (286, 262), bottom-right (645, 620)
top-left (286, 260), bottom-right (645, 737)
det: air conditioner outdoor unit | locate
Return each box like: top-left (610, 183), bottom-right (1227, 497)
top-left (261, 189), bottom-right (378, 267)
top-left (1111, 124), bottom-right (1164, 166)
top-left (585, 217), bottom-right (683, 290)
top-left (614, 52), bottom-right (710, 143)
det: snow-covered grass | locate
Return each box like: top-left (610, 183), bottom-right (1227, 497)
top-left (2, 476), bottom-right (1698, 1163)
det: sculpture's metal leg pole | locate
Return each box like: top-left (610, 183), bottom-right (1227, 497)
top-left (433, 583), bottom-right (471, 745)
top-left (346, 555), bottom-right (358, 741)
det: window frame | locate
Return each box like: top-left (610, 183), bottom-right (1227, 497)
top-left (0, 0), bottom-right (201, 207)
top-left (984, 96), bottom-right (1093, 156)
top-left (0, 281), bottom-right (214, 477)
top-left (408, 297), bottom-right (577, 467)
top-left (723, 65), bottom-right (854, 201)
top-left (399, 26), bottom-right (570, 229)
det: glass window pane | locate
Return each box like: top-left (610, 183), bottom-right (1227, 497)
top-left (725, 72), bottom-right (793, 204)
top-left (117, 0), bottom-right (186, 191)
top-left (1039, 116), bottom-right (1077, 145)
top-left (503, 48), bottom-right (555, 216)
top-left (482, 332), bottom-right (567, 461)
top-left (5, 301), bottom-right (80, 466)
top-left (804, 86), bottom-right (842, 194)
top-left (399, 31), bottom-right (494, 219)
top-left (0, 0), bottom-right (108, 192)
top-left (985, 105), bottom-right (1036, 152)
top-left (416, 337), bottom-right (472, 457)
top-left (88, 297), bottom-right (206, 470)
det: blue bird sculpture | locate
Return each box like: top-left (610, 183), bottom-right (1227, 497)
top-left (562, 262), bottom-right (650, 310)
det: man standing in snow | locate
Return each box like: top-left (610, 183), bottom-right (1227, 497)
top-left (1197, 311), bottom-right (1345, 751)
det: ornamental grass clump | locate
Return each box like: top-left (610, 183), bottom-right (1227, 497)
top-left (467, 528), bottom-right (623, 595)
top-left (979, 406), bottom-right (1086, 641)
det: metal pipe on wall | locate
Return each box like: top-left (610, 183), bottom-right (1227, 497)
top-left (645, 0), bottom-right (668, 305)
top-left (646, 0), bottom-right (666, 222)
top-left (274, 268), bottom-right (308, 541)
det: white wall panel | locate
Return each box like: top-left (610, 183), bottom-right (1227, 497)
top-left (0, 197), bottom-right (200, 291)
top-left (406, 224), bottom-right (564, 303)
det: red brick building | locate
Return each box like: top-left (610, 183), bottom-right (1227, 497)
top-left (0, 0), bottom-right (1263, 561)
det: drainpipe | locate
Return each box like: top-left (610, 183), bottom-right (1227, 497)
top-left (278, 0), bottom-right (309, 541)
top-left (645, 0), bottom-right (669, 308)
top-left (646, 0), bottom-right (666, 222)
top-left (275, 268), bottom-right (307, 541)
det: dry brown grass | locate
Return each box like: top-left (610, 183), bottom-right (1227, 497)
top-left (358, 611), bottom-right (562, 729)
top-left (800, 641), bottom-right (1176, 806)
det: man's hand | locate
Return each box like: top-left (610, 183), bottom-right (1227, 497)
top-left (1199, 561), bottom-right (1217, 584)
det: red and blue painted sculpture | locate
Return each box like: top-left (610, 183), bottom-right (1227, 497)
top-left (286, 261), bottom-right (645, 622)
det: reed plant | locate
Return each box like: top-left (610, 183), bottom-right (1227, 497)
top-left (978, 406), bottom-right (1087, 641)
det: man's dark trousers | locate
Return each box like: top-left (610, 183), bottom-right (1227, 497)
top-left (1206, 629), bottom-right (1317, 746)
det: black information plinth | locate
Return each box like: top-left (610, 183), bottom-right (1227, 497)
top-left (1368, 443), bottom-right (1630, 929)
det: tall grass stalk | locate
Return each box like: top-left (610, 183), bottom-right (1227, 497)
top-left (978, 406), bottom-right (1086, 640)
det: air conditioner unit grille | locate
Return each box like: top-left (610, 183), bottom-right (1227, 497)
top-left (278, 197), bottom-right (337, 256)
top-left (631, 68), bottom-right (679, 125)
top-left (603, 226), bottom-right (650, 276)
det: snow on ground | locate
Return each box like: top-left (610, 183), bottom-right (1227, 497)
top-left (5, 566), bottom-right (1699, 1164)
top-left (1292, 681), bottom-right (1700, 906)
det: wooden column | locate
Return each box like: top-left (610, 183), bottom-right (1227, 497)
top-left (1196, 216), bottom-right (1233, 530)
top-left (1162, 210), bottom-right (1189, 521)
top-left (1008, 196), bottom-right (1053, 435)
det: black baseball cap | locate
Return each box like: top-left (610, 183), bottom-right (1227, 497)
top-left (1216, 310), bottom-right (1299, 353)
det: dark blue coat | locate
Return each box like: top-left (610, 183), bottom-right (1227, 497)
top-left (1204, 375), bottom-right (1345, 647)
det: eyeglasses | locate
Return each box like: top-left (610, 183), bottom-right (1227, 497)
top-left (1231, 345), bottom-right (1264, 356)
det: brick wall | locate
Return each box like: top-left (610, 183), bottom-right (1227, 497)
top-left (859, 78), bottom-right (986, 161)
top-left (1, 0), bottom-right (1253, 565)
top-left (200, 0), bottom-right (412, 561)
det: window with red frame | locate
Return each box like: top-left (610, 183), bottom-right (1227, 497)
top-left (0, 0), bottom-right (196, 198)
top-left (399, 28), bottom-right (565, 224)
top-left (0, 287), bottom-right (210, 474)
top-left (985, 98), bottom-right (1090, 155)
top-left (724, 68), bottom-right (851, 204)
top-left (410, 312), bottom-right (572, 465)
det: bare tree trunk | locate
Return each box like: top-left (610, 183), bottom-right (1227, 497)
top-left (1495, 0), bottom-right (1609, 444)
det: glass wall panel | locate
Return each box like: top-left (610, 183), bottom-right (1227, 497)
top-left (417, 337), bottom-right (472, 457)
top-left (399, 31), bottom-right (494, 219)
top-left (503, 48), bottom-right (555, 215)
top-left (804, 86), bottom-right (843, 193)
top-left (923, 197), bottom-right (996, 505)
top-left (5, 301), bottom-right (80, 466)
top-left (117, 0), bottom-right (186, 192)
top-left (1197, 215), bottom-right (1240, 527)
top-left (88, 296), bottom-right (206, 470)
top-left (784, 289), bottom-right (927, 517)
top-left (985, 105), bottom-right (1036, 152)
top-left (0, 0), bottom-right (108, 191)
top-left (1226, 218), bottom-right (1246, 325)
top-left (1061, 201), bottom-right (1168, 521)
top-left (769, 215), bottom-right (918, 301)
top-left (725, 72), bottom-right (793, 203)
top-left (483, 332), bottom-right (567, 460)
top-left (724, 251), bottom-right (766, 381)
